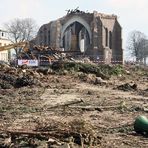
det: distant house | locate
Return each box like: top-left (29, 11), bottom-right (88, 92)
top-left (0, 29), bottom-right (12, 62)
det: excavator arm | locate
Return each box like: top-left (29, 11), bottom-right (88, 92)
top-left (0, 42), bottom-right (29, 52)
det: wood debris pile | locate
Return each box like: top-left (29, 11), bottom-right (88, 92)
top-left (18, 45), bottom-right (80, 65)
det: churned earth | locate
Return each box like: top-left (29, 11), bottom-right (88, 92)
top-left (0, 62), bottom-right (148, 147)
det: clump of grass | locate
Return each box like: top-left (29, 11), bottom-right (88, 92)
top-left (99, 64), bottom-right (124, 76)
top-left (52, 61), bottom-right (125, 80)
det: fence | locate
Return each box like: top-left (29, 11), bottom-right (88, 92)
top-left (7, 54), bottom-right (148, 67)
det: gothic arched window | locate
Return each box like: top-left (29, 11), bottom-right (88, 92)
top-left (105, 28), bottom-right (108, 47)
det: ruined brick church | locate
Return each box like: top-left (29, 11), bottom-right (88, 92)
top-left (35, 10), bottom-right (123, 64)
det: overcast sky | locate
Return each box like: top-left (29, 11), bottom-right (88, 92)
top-left (0, 0), bottom-right (148, 57)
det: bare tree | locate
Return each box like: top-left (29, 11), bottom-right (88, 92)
top-left (142, 39), bottom-right (148, 65)
top-left (4, 18), bottom-right (37, 55)
top-left (127, 30), bottom-right (148, 63)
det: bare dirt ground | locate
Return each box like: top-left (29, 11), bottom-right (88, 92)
top-left (0, 64), bottom-right (148, 147)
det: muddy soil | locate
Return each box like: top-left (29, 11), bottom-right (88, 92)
top-left (0, 64), bottom-right (148, 147)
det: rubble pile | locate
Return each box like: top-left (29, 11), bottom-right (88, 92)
top-left (0, 64), bottom-right (40, 89)
top-left (19, 45), bottom-right (70, 65)
top-left (18, 45), bottom-right (104, 65)
top-left (0, 59), bottom-right (126, 89)
top-left (117, 83), bottom-right (137, 91)
top-left (0, 118), bottom-right (99, 147)
top-left (0, 73), bottom-right (35, 89)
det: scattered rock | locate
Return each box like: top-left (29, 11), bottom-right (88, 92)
top-left (125, 70), bottom-right (130, 75)
top-left (47, 138), bottom-right (62, 147)
top-left (94, 77), bottom-right (107, 85)
top-left (36, 67), bottom-right (53, 75)
top-left (117, 83), bottom-right (137, 91)
top-left (60, 143), bottom-right (70, 148)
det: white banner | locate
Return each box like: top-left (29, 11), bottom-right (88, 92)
top-left (18, 59), bottom-right (38, 66)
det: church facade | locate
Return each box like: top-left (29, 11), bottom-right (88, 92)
top-left (35, 10), bottom-right (123, 64)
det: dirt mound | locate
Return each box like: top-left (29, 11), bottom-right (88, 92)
top-left (0, 65), bottom-right (41, 89)
top-left (0, 73), bottom-right (36, 89)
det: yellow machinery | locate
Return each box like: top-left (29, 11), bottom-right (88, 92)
top-left (0, 41), bottom-right (29, 52)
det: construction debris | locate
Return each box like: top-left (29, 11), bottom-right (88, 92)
top-left (117, 83), bottom-right (137, 91)
top-left (0, 53), bottom-right (126, 88)
top-left (0, 119), bottom-right (100, 147)
top-left (18, 45), bottom-right (70, 66)
top-left (0, 70), bottom-right (38, 89)
top-left (0, 58), bottom-right (148, 147)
